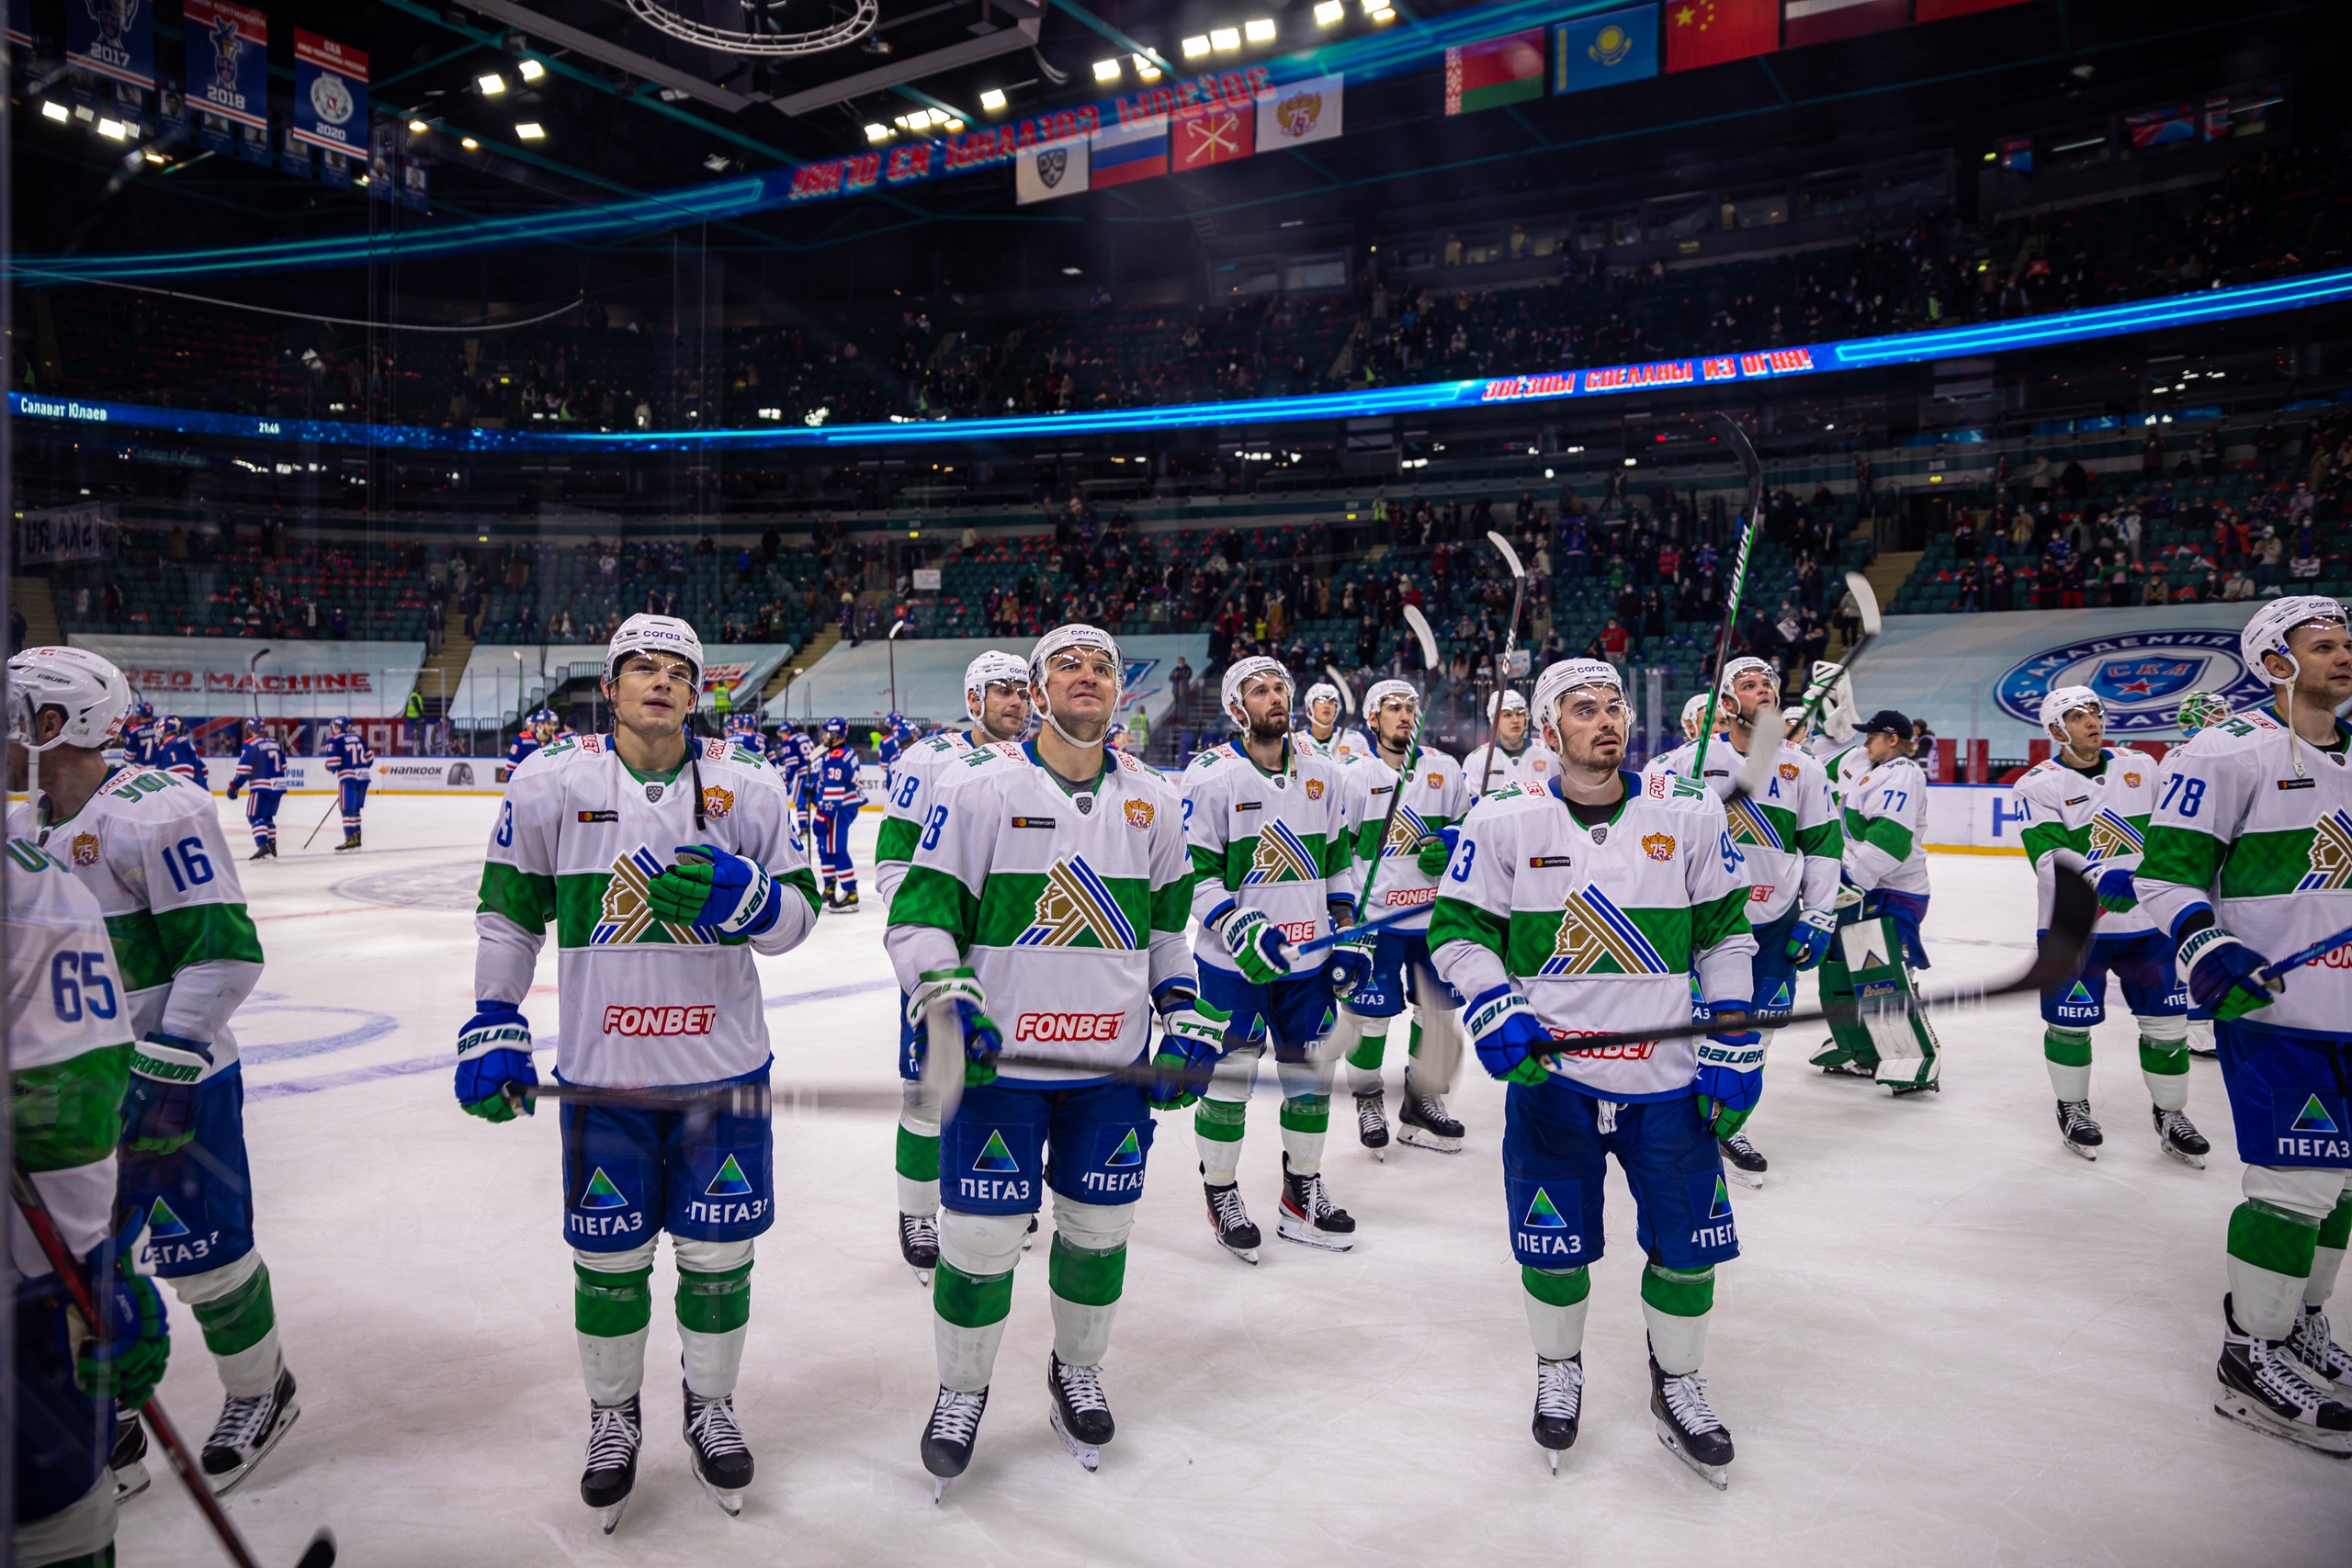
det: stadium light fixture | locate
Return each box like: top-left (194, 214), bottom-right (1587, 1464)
top-left (479, 73), bottom-right (507, 95)
top-left (96, 118), bottom-right (127, 140)
top-left (460, 137), bottom-right (480, 150)
top-left (1210, 28), bottom-right (1240, 51)
top-left (514, 121), bottom-right (546, 140)
top-left (143, 151), bottom-right (166, 164)
top-left (1133, 54), bottom-right (1160, 82)
top-left (1244, 18), bottom-right (1276, 43)
top-left (516, 58), bottom-right (545, 81)
top-left (1061, 265), bottom-right (1082, 276)
top-left (1369, 5), bottom-right (1395, 18)
top-left (1093, 58), bottom-right (1121, 81)
top-left (1182, 35), bottom-right (1210, 58)
top-left (40, 100), bottom-right (68, 122)
top-left (866, 123), bottom-right (892, 141)
top-left (408, 119), bottom-right (429, 134)
top-left (945, 118), bottom-right (965, 131)
top-left (979, 87), bottom-right (1007, 111)
top-left (1314, 1), bottom-right (1344, 23)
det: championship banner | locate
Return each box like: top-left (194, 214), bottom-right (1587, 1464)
top-left (1554, 6), bottom-right (1658, 96)
top-left (290, 30), bottom-right (368, 155)
top-left (66, 0), bottom-right (155, 89)
top-left (1256, 73), bottom-right (1342, 151)
top-left (1172, 101), bottom-right (1254, 171)
top-left (1013, 137), bottom-right (1089, 204)
top-left (185, 0), bottom-right (267, 130)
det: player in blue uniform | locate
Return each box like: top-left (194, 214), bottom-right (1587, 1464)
top-left (321, 716), bottom-right (378, 852)
top-left (119, 699), bottom-right (160, 765)
top-left (153, 715), bottom-right (204, 784)
top-left (507, 708), bottom-right (559, 775)
top-left (224, 721), bottom-right (288, 860)
top-left (813, 717), bottom-right (865, 910)
top-left (877, 713), bottom-right (919, 792)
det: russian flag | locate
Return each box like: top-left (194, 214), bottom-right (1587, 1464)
top-left (1091, 117), bottom-right (1168, 188)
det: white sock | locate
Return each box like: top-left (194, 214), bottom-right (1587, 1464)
top-left (934, 1314), bottom-right (1009, 1394)
top-left (1049, 1293), bottom-right (1117, 1367)
top-left (1643, 1303), bottom-right (1711, 1378)
top-left (1524, 1291), bottom-right (1589, 1362)
top-left (578, 1327), bottom-right (650, 1406)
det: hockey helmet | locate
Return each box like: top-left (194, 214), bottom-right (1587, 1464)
top-left (160, 715), bottom-right (185, 737)
top-left (2175, 691), bottom-right (2232, 737)
top-left (1028, 623), bottom-right (1124, 749)
top-left (1532, 659), bottom-right (1624, 730)
top-left (605, 614), bottom-right (704, 688)
top-left (1680, 692), bottom-right (1713, 738)
top-left (2037, 685), bottom-right (2102, 735)
top-left (1220, 655), bottom-right (1294, 728)
top-left (1363, 678), bottom-right (1420, 716)
top-left (1487, 687), bottom-right (1531, 720)
top-left (6, 646), bottom-right (131, 752)
top-left (2241, 594), bottom-right (2349, 684)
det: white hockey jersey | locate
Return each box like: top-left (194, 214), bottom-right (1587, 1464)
top-left (1839, 753), bottom-right (1931, 897)
top-left (1343, 743), bottom-right (1470, 932)
top-left (1643, 736), bottom-right (1841, 926)
top-left (1298, 726), bottom-right (1374, 764)
top-left (876, 728), bottom-right (985, 908)
top-left (2014, 745), bottom-right (2160, 936)
top-left (474, 732), bottom-right (820, 1088)
top-left (11, 766), bottom-right (263, 1083)
top-left (1182, 739), bottom-right (1356, 975)
top-left (1461, 739), bottom-right (1561, 799)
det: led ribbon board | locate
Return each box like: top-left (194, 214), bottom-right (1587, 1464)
top-left (16, 265), bottom-right (2352, 454)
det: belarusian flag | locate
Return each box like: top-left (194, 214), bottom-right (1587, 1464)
top-left (1444, 28), bottom-right (1545, 116)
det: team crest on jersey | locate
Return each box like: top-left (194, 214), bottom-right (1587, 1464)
top-left (1306, 777), bottom-right (1325, 800)
top-left (1642, 832), bottom-right (1677, 863)
top-left (593, 846), bottom-right (715, 945)
top-left (2299, 811), bottom-right (2352, 892)
top-left (1721, 799), bottom-right (1781, 852)
top-left (1244, 820), bottom-right (1320, 886)
top-left (701, 785), bottom-right (735, 819)
top-left (1384, 806), bottom-right (1432, 856)
top-left (2124, 771), bottom-right (2143, 788)
top-left (1778, 761), bottom-right (1799, 782)
top-left (1425, 773), bottom-right (1444, 789)
top-left (68, 832), bottom-right (100, 868)
top-left (1124, 797), bottom-right (1155, 831)
top-left (1017, 857), bottom-right (1139, 950)
top-left (644, 783), bottom-right (665, 804)
top-left (2088, 808), bottom-right (2144, 863)
top-left (1539, 887), bottom-right (1668, 976)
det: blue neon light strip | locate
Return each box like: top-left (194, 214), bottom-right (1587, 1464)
top-left (16, 266), bottom-right (2352, 454)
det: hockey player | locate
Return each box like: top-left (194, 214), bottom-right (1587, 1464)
top-left (766, 725), bottom-right (814, 836)
top-left (152, 716), bottom-right (203, 785)
top-left (2139, 595), bottom-right (2352, 1457)
top-left (878, 712), bottom-right (922, 791)
top-left (1296, 682), bottom-right (1371, 761)
top-left (6, 647), bottom-right (297, 1497)
top-left (1679, 693), bottom-right (1713, 745)
top-left (459, 613), bottom-right (820, 1528)
top-left (320, 716), bottom-right (377, 853)
top-left (119, 698), bottom-right (159, 766)
top-left (1430, 657), bottom-right (1758, 1486)
top-left (812, 716), bottom-right (865, 909)
top-left (1645, 658), bottom-right (1842, 1181)
top-left (223, 719), bottom-right (286, 860)
top-left (1464, 689), bottom-right (1558, 798)
top-left (1182, 655), bottom-right (1359, 1260)
top-left (2015, 686), bottom-right (2207, 1164)
top-left (2170, 691), bottom-right (2233, 1058)
top-left (876, 650), bottom-right (1034, 1283)
top-left (3, 818), bottom-right (162, 1565)
top-left (885, 623), bottom-right (1218, 1489)
top-left (1812, 711), bottom-right (1937, 1088)
top-left (507, 708), bottom-right (560, 776)
top-left (1335, 679), bottom-right (1470, 1154)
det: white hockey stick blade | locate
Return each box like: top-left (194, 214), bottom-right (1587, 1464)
top-left (1324, 664), bottom-right (1357, 716)
top-left (1846, 569), bottom-right (1883, 637)
top-left (1410, 964), bottom-right (1465, 1097)
top-left (1486, 529), bottom-right (1527, 581)
top-left (1402, 604), bottom-right (1441, 671)
top-left (918, 999), bottom-right (966, 1128)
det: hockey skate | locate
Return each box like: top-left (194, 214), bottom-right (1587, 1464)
top-left (1396, 1083), bottom-right (1464, 1153)
top-left (2056, 1100), bottom-right (2103, 1160)
top-left (2153, 1106), bottom-right (2210, 1169)
top-left (1204, 1172), bottom-right (1261, 1264)
top-left (1649, 1354), bottom-right (1735, 1489)
top-left (1275, 1154), bottom-right (1356, 1252)
top-left (248, 842), bottom-right (277, 862)
top-left (109, 1408), bottom-right (151, 1502)
top-left (581, 1394), bottom-right (641, 1534)
top-left (2214, 1294), bottom-right (2352, 1457)
top-left (1354, 1089), bottom-right (1389, 1159)
top-left (201, 1365), bottom-right (300, 1494)
top-left (2290, 1304), bottom-right (2352, 1401)
top-left (1532, 1355), bottom-right (1582, 1472)
top-left (1046, 1352), bottom-right (1114, 1472)
top-left (333, 831), bottom-right (362, 852)
top-left (899, 1212), bottom-right (939, 1285)
top-left (683, 1381), bottom-right (753, 1517)
top-left (834, 887), bottom-right (862, 912)
top-left (921, 1384), bottom-right (989, 1500)
top-left (1717, 1134), bottom-right (1767, 1190)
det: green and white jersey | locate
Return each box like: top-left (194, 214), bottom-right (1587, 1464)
top-left (474, 732), bottom-right (820, 1089)
top-left (1643, 737), bottom-right (1841, 925)
top-left (1298, 726), bottom-right (1374, 764)
top-left (1839, 754), bottom-right (1931, 896)
top-left (11, 765), bottom-right (264, 1081)
top-left (1182, 739), bottom-right (1356, 975)
top-left (1343, 744), bottom-right (1469, 931)
top-left (2141, 709), bottom-right (2352, 1034)
top-left (1429, 776), bottom-right (1757, 1102)
top-left (6, 837), bottom-right (134, 1274)
top-left (885, 742), bottom-right (1196, 1084)
top-left (1818, 739), bottom-right (1867, 806)
top-left (1462, 739), bottom-right (1561, 799)
top-left (2016, 745), bottom-right (2160, 936)
top-left (876, 729), bottom-right (986, 909)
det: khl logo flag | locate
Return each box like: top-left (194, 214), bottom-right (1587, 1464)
top-left (1015, 138), bottom-right (1090, 204)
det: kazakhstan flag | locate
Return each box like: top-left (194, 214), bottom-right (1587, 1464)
top-left (1554, 4), bottom-right (1659, 96)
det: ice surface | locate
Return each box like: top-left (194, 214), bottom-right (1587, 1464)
top-left (118, 795), bottom-right (2352, 1567)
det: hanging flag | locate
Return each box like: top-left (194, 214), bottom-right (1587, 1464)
top-left (1916, 0), bottom-right (2030, 18)
top-left (1172, 102), bottom-right (1254, 170)
top-left (1014, 138), bottom-right (1090, 204)
top-left (1091, 116), bottom-right (1168, 187)
top-left (1256, 73), bottom-right (1343, 151)
top-left (67, 0), bottom-right (155, 89)
top-left (185, 0), bottom-right (268, 131)
top-left (1663, 0), bottom-right (1779, 73)
top-left (290, 30), bottom-right (368, 155)
top-left (1781, 0), bottom-right (1906, 49)
top-left (401, 158), bottom-right (430, 213)
top-left (1554, 6), bottom-right (1658, 96)
top-left (1444, 28), bottom-right (1546, 115)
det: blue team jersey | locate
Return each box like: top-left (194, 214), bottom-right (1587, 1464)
top-left (815, 745), bottom-right (864, 811)
top-left (120, 718), bottom-right (159, 765)
top-left (322, 730), bottom-right (377, 776)
top-left (506, 733), bottom-right (542, 769)
top-left (153, 737), bottom-right (203, 784)
top-left (231, 737), bottom-right (288, 794)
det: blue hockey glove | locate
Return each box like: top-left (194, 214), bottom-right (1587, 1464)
top-left (647, 844), bottom-right (782, 939)
top-left (2092, 865), bottom-right (2139, 914)
top-left (909, 967), bottom-right (1003, 1088)
top-left (1414, 824), bottom-right (1462, 878)
top-left (224, 778), bottom-right (243, 801)
top-left (73, 1249), bottom-right (169, 1409)
top-left (1328, 929), bottom-right (1376, 999)
top-left (455, 1001), bottom-right (537, 1122)
top-left (1694, 1000), bottom-right (1764, 1138)
top-left (1149, 998), bottom-right (1230, 1110)
top-left (1783, 908), bottom-right (1837, 971)
top-left (2178, 926), bottom-right (2277, 1022)
top-left (120, 1032), bottom-right (212, 1156)
top-left (1466, 983), bottom-right (1554, 1087)
top-left (1220, 907), bottom-right (1295, 987)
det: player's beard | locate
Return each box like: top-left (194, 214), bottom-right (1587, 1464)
top-left (1248, 710), bottom-right (1290, 745)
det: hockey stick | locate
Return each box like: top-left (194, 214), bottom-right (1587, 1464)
top-left (8, 1158), bottom-right (336, 1568)
top-left (503, 1080), bottom-right (776, 1118)
top-left (1732, 570), bottom-right (1883, 801)
top-left (299, 790), bottom-right (342, 850)
top-left (1352, 602), bottom-right (1442, 923)
top-left (2260, 922), bottom-right (2352, 987)
top-left (1476, 529), bottom-right (1529, 801)
top-left (1691, 413), bottom-right (1765, 783)
top-left (1323, 665), bottom-right (1356, 716)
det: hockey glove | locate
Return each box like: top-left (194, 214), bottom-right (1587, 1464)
top-left (121, 1032), bottom-right (212, 1156)
top-left (1783, 908), bottom-right (1838, 972)
top-left (1414, 825), bottom-right (1462, 878)
top-left (2178, 926), bottom-right (2277, 1022)
top-left (224, 778), bottom-right (242, 801)
top-left (455, 1001), bottom-right (537, 1122)
top-left (73, 1219), bottom-right (170, 1408)
top-left (1220, 907), bottom-right (1295, 987)
top-left (1328, 929), bottom-right (1377, 999)
top-left (647, 844), bottom-right (783, 939)
top-left (2092, 865), bottom-right (2139, 914)
top-left (1694, 1000), bottom-right (1764, 1138)
top-left (909, 967), bottom-right (1002, 1088)
top-left (1149, 999), bottom-right (1230, 1111)
top-left (1466, 984), bottom-right (1554, 1087)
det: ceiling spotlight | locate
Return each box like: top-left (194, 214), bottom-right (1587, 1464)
top-left (944, 118), bottom-right (965, 131)
top-left (1244, 18), bottom-right (1276, 43)
top-left (865, 122), bottom-right (891, 141)
top-left (516, 58), bottom-right (545, 81)
top-left (96, 118), bottom-right (127, 139)
top-left (461, 137), bottom-right (480, 149)
top-left (143, 151), bottom-right (166, 164)
top-left (1061, 266), bottom-right (1082, 276)
top-left (40, 100), bottom-right (68, 122)
top-left (514, 121), bottom-right (545, 139)
top-left (479, 73), bottom-right (507, 95)
top-left (1092, 58), bottom-right (1121, 81)
top-left (979, 87), bottom-right (1007, 111)
top-left (408, 118), bottom-right (429, 133)
top-left (1368, 4), bottom-right (1394, 17)
top-left (703, 153), bottom-right (730, 170)
top-left (1210, 28), bottom-right (1240, 51)
top-left (1359, 0), bottom-right (1383, 11)
top-left (1182, 35), bottom-right (1210, 57)
top-left (1133, 53), bottom-right (1160, 81)
top-left (1314, 1), bottom-right (1344, 22)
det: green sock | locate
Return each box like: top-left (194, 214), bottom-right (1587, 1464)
top-left (933, 1258), bottom-right (1015, 1328)
top-left (676, 1260), bottom-right (752, 1335)
top-left (574, 1261), bottom-right (653, 1338)
top-left (1048, 1235), bottom-right (1126, 1307)
top-left (896, 1123), bottom-right (941, 1181)
top-left (191, 1262), bottom-right (277, 1359)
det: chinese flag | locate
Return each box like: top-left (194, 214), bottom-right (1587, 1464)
top-left (1663, 0), bottom-right (1779, 73)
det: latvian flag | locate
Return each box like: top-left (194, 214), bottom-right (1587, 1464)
top-left (1444, 28), bottom-right (1545, 116)
top-left (1091, 117), bottom-right (1169, 188)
